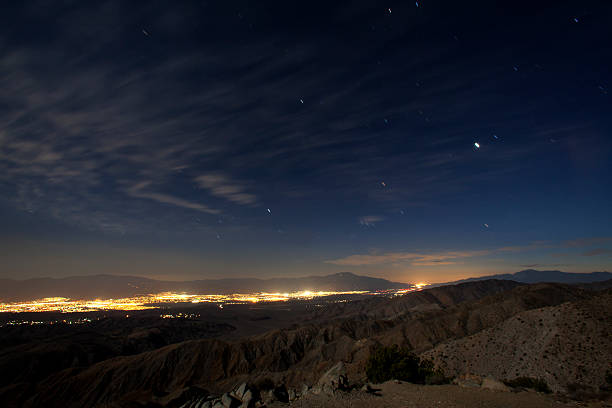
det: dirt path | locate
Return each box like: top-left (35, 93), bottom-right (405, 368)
top-left (281, 381), bottom-right (612, 408)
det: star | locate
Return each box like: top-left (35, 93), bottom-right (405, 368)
top-left (267, 208), bottom-right (271, 214)
top-left (474, 142), bottom-right (480, 149)
top-left (142, 29), bottom-right (149, 36)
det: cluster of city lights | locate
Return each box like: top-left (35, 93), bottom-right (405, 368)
top-left (0, 285), bottom-right (428, 314)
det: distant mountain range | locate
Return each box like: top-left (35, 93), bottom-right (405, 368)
top-left (0, 272), bottom-right (411, 302)
top-left (437, 269), bottom-right (612, 286)
top-left (2, 269), bottom-right (610, 303)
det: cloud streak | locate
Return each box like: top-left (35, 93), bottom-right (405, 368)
top-left (326, 249), bottom-right (491, 266)
top-left (359, 216), bottom-right (385, 227)
top-left (195, 174), bottom-right (257, 206)
top-left (326, 243), bottom-right (552, 267)
top-left (127, 182), bottom-right (220, 215)
top-left (582, 248), bottom-right (612, 256)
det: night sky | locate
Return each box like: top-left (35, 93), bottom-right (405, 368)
top-left (1, 0), bottom-right (611, 283)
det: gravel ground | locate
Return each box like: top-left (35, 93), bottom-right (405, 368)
top-left (277, 381), bottom-right (612, 408)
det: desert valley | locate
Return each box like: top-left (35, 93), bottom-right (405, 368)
top-left (0, 270), bottom-right (611, 408)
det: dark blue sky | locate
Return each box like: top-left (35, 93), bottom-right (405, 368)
top-left (0, 0), bottom-right (610, 282)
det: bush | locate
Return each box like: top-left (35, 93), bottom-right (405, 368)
top-left (503, 377), bottom-right (552, 393)
top-left (253, 377), bottom-right (275, 391)
top-left (365, 345), bottom-right (447, 384)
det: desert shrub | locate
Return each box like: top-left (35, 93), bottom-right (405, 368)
top-left (566, 383), bottom-right (602, 401)
top-left (365, 345), bottom-right (447, 384)
top-left (504, 377), bottom-right (551, 393)
top-left (253, 377), bottom-right (275, 391)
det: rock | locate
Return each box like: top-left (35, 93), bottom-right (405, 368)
top-left (172, 386), bottom-right (209, 408)
top-left (221, 392), bottom-right (240, 408)
top-left (273, 385), bottom-right (289, 403)
top-left (288, 388), bottom-right (297, 401)
top-left (453, 374), bottom-right (482, 388)
top-left (212, 401), bottom-right (225, 408)
top-left (300, 383), bottom-right (310, 395)
top-left (315, 361), bottom-right (349, 394)
top-left (240, 389), bottom-right (254, 408)
top-left (234, 383), bottom-right (248, 400)
top-left (262, 390), bottom-right (275, 405)
top-left (201, 402), bottom-right (212, 408)
top-left (481, 377), bottom-right (510, 392)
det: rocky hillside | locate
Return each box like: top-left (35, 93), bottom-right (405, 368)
top-left (422, 289), bottom-right (612, 394)
top-left (7, 280), bottom-right (601, 408)
top-left (309, 280), bottom-right (522, 321)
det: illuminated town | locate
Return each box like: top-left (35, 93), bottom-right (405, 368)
top-left (0, 286), bottom-right (427, 314)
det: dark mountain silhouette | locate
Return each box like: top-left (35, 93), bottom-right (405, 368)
top-left (0, 272), bottom-right (410, 302)
top-left (437, 269), bottom-right (612, 286)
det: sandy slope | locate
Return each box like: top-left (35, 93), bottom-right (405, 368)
top-left (283, 381), bottom-right (611, 408)
top-left (422, 291), bottom-right (612, 393)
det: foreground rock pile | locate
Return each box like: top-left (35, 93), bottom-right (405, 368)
top-left (177, 362), bottom-right (350, 408)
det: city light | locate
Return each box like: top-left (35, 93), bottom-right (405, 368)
top-left (0, 287), bottom-right (425, 313)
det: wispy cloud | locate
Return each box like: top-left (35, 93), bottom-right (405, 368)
top-left (195, 174), bottom-right (257, 206)
top-left (564, 237), bottom-right (612, 248)
top-left (582, 248), bottom-right (612, 256)
top-left (519, 263), bottom-right (570, 268)
top-left (326, 243), bottom-right (551, 267)
top-left (359, 216), bottom-right (385, 227)
top-left (326, 249), bottom-right (490, 266)
top-left (127, 181), bottom-right (220, 215)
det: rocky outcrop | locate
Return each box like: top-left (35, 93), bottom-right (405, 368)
top-left (310, 362), bottom-right (349, 395)
top-left (176, 383), bottom-right (261, 408)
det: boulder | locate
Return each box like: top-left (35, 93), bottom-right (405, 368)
top-left (173, 386), bottom-right (209, 408)
top-left (221, 392), bottom-right (240, 408)
top-left (453, 374), bottom-right (483, 388)
top-left (481, 377), bottom-right (510, 392)
top-left (233, 383), bottom-right (248, 400)
top-left (315, 362), bottom-right (349, 395)
top-left (239, 389), bottom-right (254, 408)
top-left (262, 390), bottom-right (276, 405)
top-left (288, 388), bottom-right (297, 401)
top-left (272, 385), bottom-right (289, 403)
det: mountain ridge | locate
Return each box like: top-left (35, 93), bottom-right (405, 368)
top-left (435, 269), bottom-right (612, 286)
top-left (0, 272), bottom-right (411, 302)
